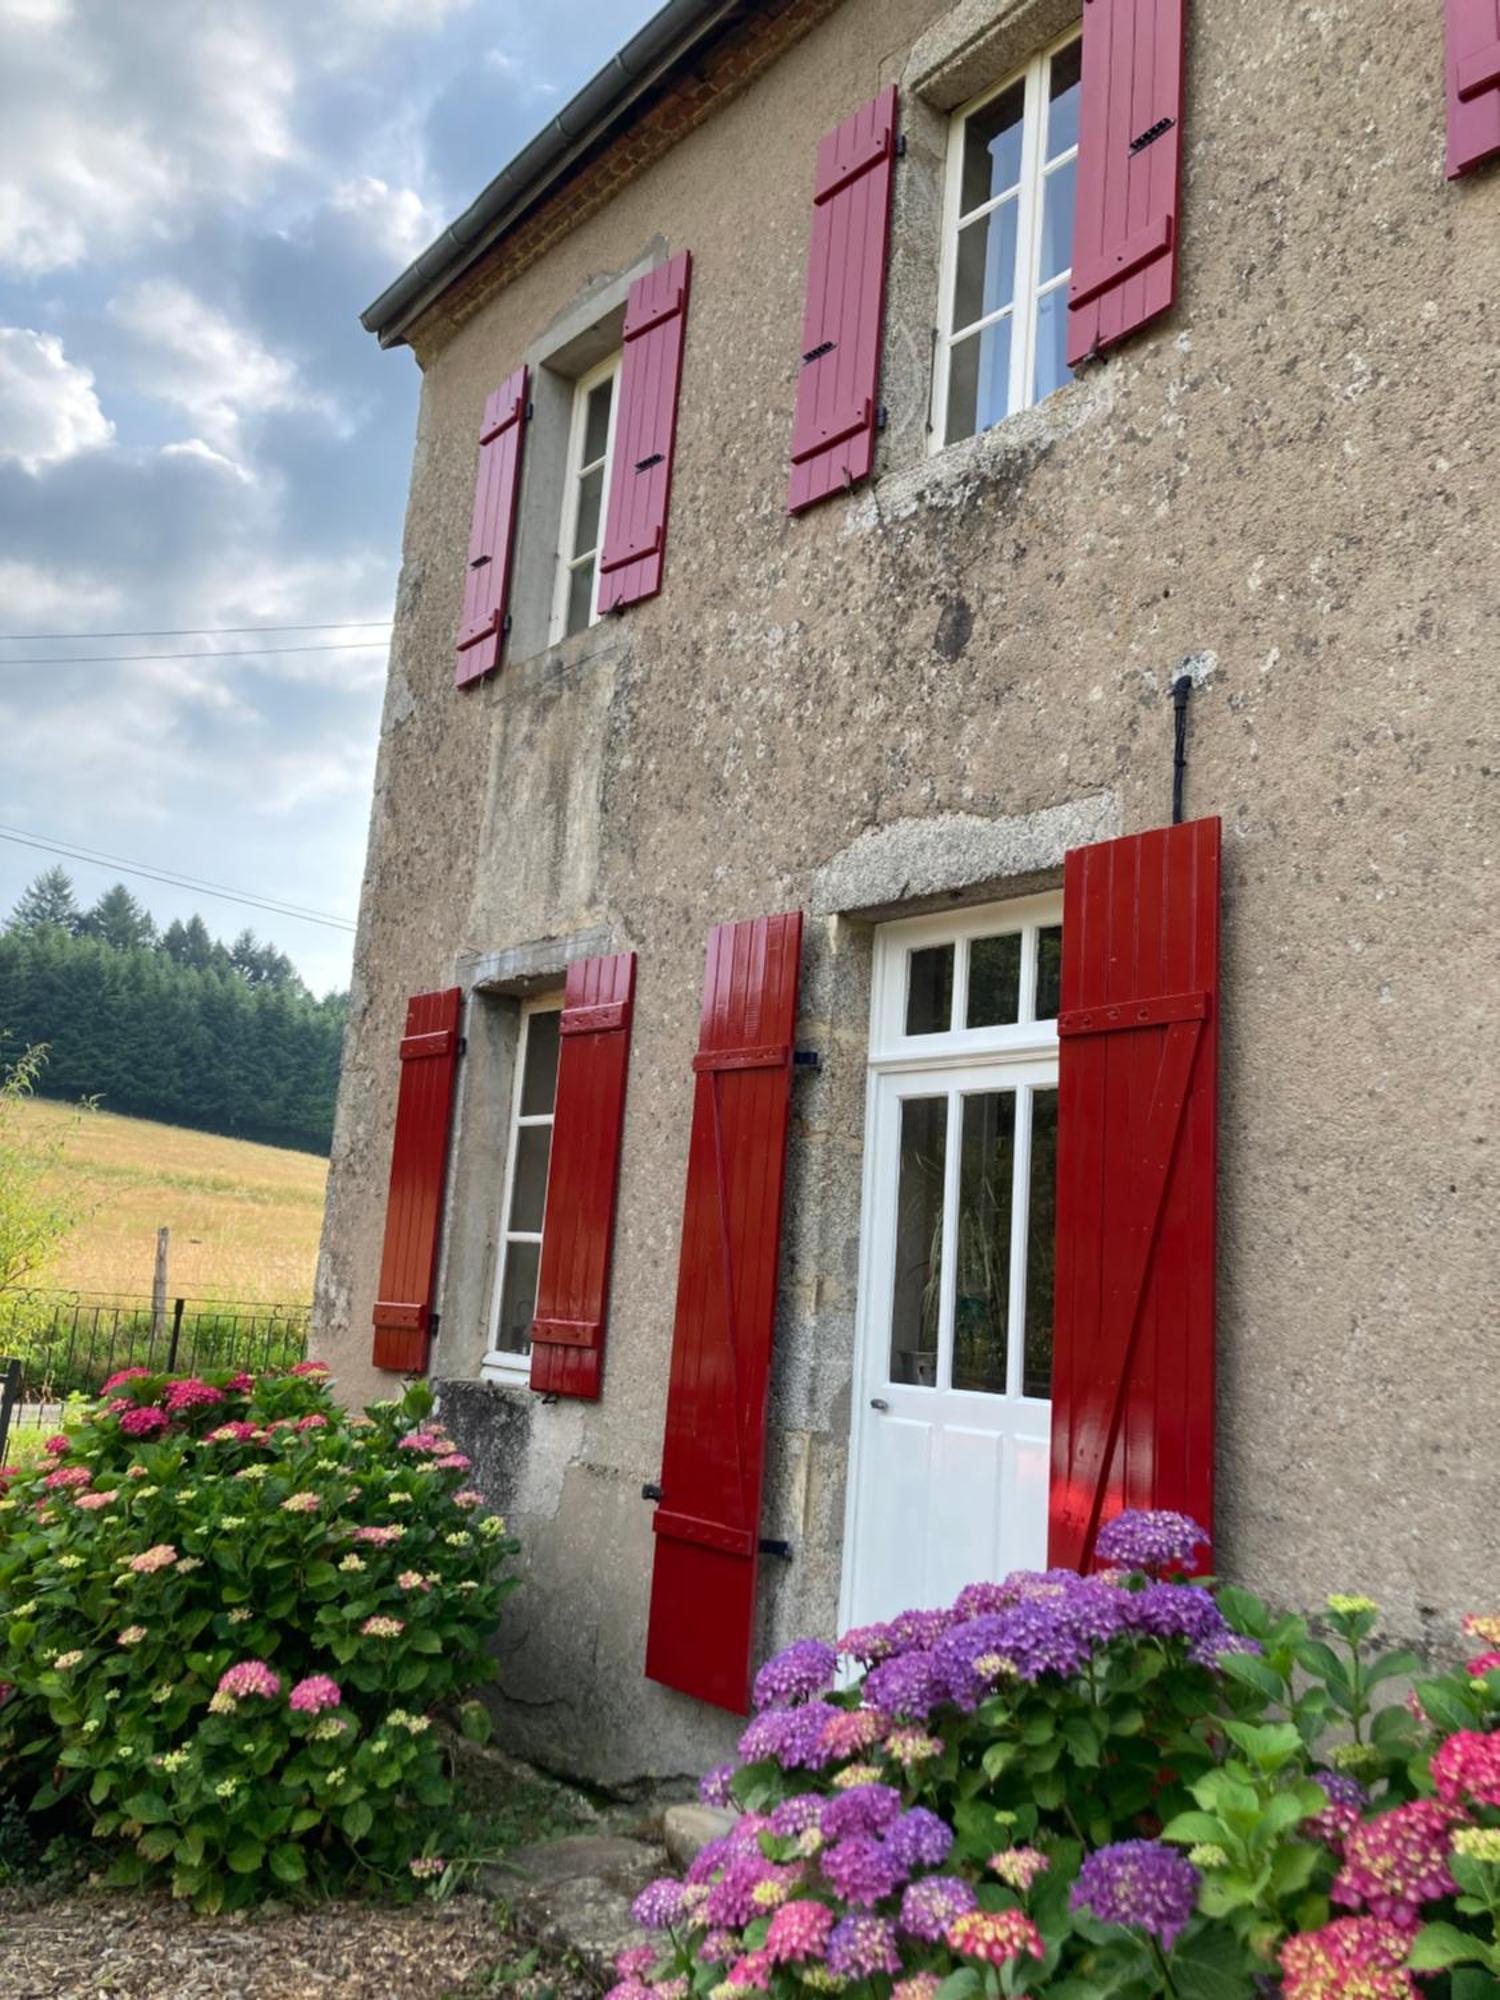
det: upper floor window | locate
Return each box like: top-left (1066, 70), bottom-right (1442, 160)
top-left (483, 994), bottom-right (562, 1377)
top-left (934, 30), bottom-right (1082, 449)
top-left (550, 353), bottom-right (620, 642)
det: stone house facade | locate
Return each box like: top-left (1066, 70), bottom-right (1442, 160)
top-left (315, 0), bottom-right (1499, 1786)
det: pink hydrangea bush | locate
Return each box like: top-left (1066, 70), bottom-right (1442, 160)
top-left (617, 1538), bottom-right (1499, 1998)
top-left (0, 1369), bottom-right (517, 1910)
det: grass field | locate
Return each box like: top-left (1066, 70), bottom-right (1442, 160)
top-left (14, 1097), bottom-right (327, 1305)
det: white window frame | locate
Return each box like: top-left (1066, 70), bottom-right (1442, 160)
top-left (931, 26), bottom-right (1081, 453)
top-left (549, 352), bottom-right (621, 644)
top-left (481, 993), bottom-right (564, 1383)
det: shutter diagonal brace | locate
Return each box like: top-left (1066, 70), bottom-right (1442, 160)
top-left (1071, 1014), bottom-right (1204, 1567)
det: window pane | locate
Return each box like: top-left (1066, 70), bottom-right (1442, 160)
top-left (520, 1009), bottom-right (561, 1117)
top-left (953, 1091), bottom-right (1015, 1395)
top-left (1046, 39), bottom-right (1083, 159)
top-left (496, 1239), bottom-right (541, 1355)
top-left (890, 1096), bottom-right (946, 1386)
top-left (1038, 157), bottom-right (1076, 285)
top-left (967, 932), bottom-right (1022, 1028)
top-left (952, 200), bottom-right (1018, 332)
top-left (960, 80), bottom-right (1025, 213)
top-left (573, 464), bottom-right (605, 560)
top-left (1033, 287), bottom-right (1073, 406)
top-left (582, 376), bottom-right (614, 465)
top-left (565, 560), bottom-right (596, 636)
top-left (905, 944), bottom-right (954, 1034)
top-left (1034, 925), bottom-right (1063, 1021)
top-left (508, 1124), bottom-right (552, 1233)
top-left (945, 317), bottom-right (1013, 444)
top-left (1023, 1088), bottom-right (1058, 1397)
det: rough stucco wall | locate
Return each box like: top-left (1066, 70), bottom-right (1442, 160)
top-left (316, 0), bottom-right (1499, 1785)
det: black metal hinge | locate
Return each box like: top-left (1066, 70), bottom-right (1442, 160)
top-left (1130, 116), bottom-right (1175, 154)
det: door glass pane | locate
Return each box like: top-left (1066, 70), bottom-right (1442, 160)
top-left (953, 201), bottom-right (1018, 332)
top-left (946, 317), bottom-right (1013, 443)
top-left (889, 1096), bottom-right (946, 1385)
top-left (960, 79), bottom-right (1026, 212)
top-left (967, 932), bottom-right (1022, 1027)
top-left (1023, 1088), bottom-right (1058, 1397)
top-left (1046, 39), bottom-right (1083, 160)
top-left (1033, 285), bottom-right (1072, 405)
top-left (565, 560), bottom-right (596, 636)
top-left (520, 1010), bottom-right (561, 1116)
top-left (573, 464), bottom-right (605, 559)
top-left (508, 1124), bottom-right (552, 1233)
top-left (1038, 157), bottom-right (1076, 284)
top-left (905, 945), bottom-right (954, 1035)
top-left (953, 1092), bottom-right (1015, 1394)
top-left (496, 1239), bottom-right (541, 1354)
top-left (582, 376), bottom-right (614, 465)
top-left (1034, 925), bottom-right (1063, 1020)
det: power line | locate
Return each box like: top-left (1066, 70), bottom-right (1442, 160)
top-left (0, 825), bottom-right (358, 934)
top-left (0, 621), bottom-right (392, 642)
top-left (0, 642), bottom-right (389, 666)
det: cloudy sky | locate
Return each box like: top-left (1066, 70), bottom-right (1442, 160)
top-left (0, 0), bottom-right (656, 994)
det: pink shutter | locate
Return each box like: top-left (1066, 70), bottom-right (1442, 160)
top-left (1067, 0), bottom-right (1187, 369)
top-left (597, 254), bottom-right (691, 614)
top-left (1048, 818), bottom-right (1220, 1570)
top-left (455, 367), bottom-right (528, 688)
top-left (528, 952), bottom-right (636, 1401)
top-left (1448, 0), bottom-right (1500, 178)
top-left (787, 87), bottom-right (897, 515)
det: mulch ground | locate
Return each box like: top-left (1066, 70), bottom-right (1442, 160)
top-left (0, 1886), bottom-right (589, 2000)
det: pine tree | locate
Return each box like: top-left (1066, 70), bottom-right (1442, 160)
top-left (79, 883), bottom-right (158, 953)
top-left (9, 867), bottom-right (81, 934)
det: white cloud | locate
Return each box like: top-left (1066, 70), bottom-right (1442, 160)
top-left (108, 279), bottom-right (336, 449)
top-left (0, 327), bottom-right (113, 472)
top-left (0, 557), bottom-right (121, 626)
top-left (328, 177), bottom-right (440, 264)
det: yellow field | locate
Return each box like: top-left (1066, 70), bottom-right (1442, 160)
top-left (15, 1097), bottom-right (327, 1306)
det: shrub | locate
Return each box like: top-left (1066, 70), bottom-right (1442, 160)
top-left (0, 1364), bottom-right (517, 1910)
top-left (622, 1515), bottom-right (1500, 1999)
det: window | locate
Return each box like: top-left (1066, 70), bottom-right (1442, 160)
top-left (934, 30), bottom-right (1082, 448)
top-left (550, 354), bottom-right (620, 642)
top-left (483, 996), bottom-right (563, 1377)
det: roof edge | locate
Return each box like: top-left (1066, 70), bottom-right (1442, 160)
top-left (361, 0), bottom-right (748, 349)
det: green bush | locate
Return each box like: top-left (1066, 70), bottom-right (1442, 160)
top-left (0, 1364), bottom-right (517, 1909)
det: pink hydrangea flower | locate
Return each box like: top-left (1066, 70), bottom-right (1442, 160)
top-left (1280, 1916), bottom-right (1417, 1999)
top-left (294, 1413), bottom-right (328, 1432)
top-left (352, 1525), bottom-right (403, 1546)
top-left (1462, 1614), bottom-right (1500, 1648)
top-left (1468, 1650), bottom-right (1500, 1677)
top-left (217, 1660), bottom-right (282, 1700)
top-left (129, 1543), bottom-right (178, 1574)
top-left (75, 1490), bottom-right (114, 1510)
top-left (164, 1378), bottom-right (224, 1412)
top-left (408, 1855), bottom-right (445, 1878)
top-left (946, 1910), bottom-right (1045, 1966)
top-left (397, 1571), bottom-right (431, 1592)
top-left (1333, 1800), bottom-right (1460, 1926)
top-left (453, 1490), bottom-right (484, 1509)
top-left (361, 1615), bottom-right (405, 1637)
top-left (1431, 1729), bottom-right (1500, 1809)
top-left (433, 1452), bottom-right (472, 1470)
top-left (120, 1406), bottom-right (169, 1438)
top-left (615, 1948), bottom-right (657, 1980)
top-left (289, 1674), bottom-right (342, 1715)
top-left (43, 1434), bottom-right (71, 1456)
top-left (281, 1492), bottom-right (321, 1513)
top-left (765, 1900), bottom-right (835, 1965)
top-left (398, 1430), bottom-right (444, 1453)
top-left (289, 1360), bottom-right (329, 1377)
top-left (207, 1421), bottom-right (260, 1444)
top-left (43, 1465), bottom-right (93, 1490)
top-left (227, 1371), bottom-right (255, 1392)
top-left (101, 1367), bottom-right (152, 1392)
top-left (989, 1847), bottom-right (1050, 1892)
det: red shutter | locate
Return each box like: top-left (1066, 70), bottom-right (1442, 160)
top-left (1048, 816), bottom-right (1219, 1569)
top-left (455, 367), bottom-right (528, 688)
top-left (372, 988), bottom-right (463, 1372)
top-left (787, 87), bottom-right (897, 515)
top-left (1067, 0), bottom-right (1187, 369)
top-left (528, 952), bottom-right (637, 1400)
top-left (1447, 0), bottom-right (1500, 178)
top-left (645, 913), bottom-right (804, 1712)
top-left (597, 254), bottom-right (691, 614)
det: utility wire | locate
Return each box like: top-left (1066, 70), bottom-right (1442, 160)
top-left (0, 621), bottom-right (391, 642)
top-left (0, 642), bottom-right (389, 666)
top-left (0, 826), bottom-right (358, 934)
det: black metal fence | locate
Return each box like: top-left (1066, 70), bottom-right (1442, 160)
top-left (0, 1291), bottom-right (310, 1463)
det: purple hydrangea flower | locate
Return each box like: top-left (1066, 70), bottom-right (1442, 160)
top-left (839, 1620), bottom-right (899, 1664)
top-left (932, 1615), bottom-right (1015, 1705)
top-left (769, 1794), bottom-right (826, 1838)
top-left (821, 1783), bottom-right (903, 1842)
top-left (827, 1915), bottom-right (902, 1978)
top-left (631, 1878), bottom-right (689, 1930)
top-left (738, 1701), bottom-right (836, 1770)
top-left (883, 1808), bottom-right (954, 1871)
top-left (898, 1875), bottom-right (978, 1942)
top-left (1306, 1770), bottom-right (1369, 1850)
top-left (699, 1762), bottom-right (736, 1806)
top-left (863, 1650), bottom-right (948, 1719)
top-left (822, 1835), bottom-right (907, 1907)
top-left (686, 1836), bottom-right (734, 1885)
top-left (1093, 1510), bottom-right (1210, 1574)
top-left (887, 1607), bottom-right (955, 1653)
top-left (1070, 1840), bottom-right (1200, 1952)
top-left (753, 1637), bottom-right (838, 1711)
top-left (705, 1854), bottom-right (793, 1927)
top-left (951, 1579), bottom-right (1020, 1620)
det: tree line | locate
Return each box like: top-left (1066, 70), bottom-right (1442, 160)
top-left (0, 869), bottom-right (347, 1154)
